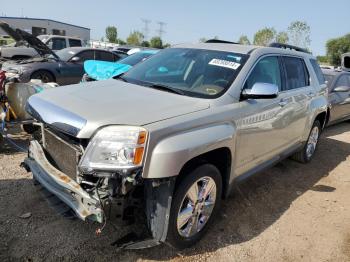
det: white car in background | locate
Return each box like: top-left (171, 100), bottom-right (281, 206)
top-left (0, 27), bottom-right (83, 60)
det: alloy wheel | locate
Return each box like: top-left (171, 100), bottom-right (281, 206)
top-left (177, 176), bottom-right (217, 238)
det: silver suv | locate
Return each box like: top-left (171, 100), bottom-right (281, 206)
top-left (23, 41), bottom-right (328, 249)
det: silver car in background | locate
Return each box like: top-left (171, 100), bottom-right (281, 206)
top-left (323, 68), bottom-right (350, 125)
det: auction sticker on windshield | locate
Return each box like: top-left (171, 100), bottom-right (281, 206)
top-left (209, 59), bottom-right (241, 70)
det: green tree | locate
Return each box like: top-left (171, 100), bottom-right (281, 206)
top-left (163, 43), bottom-right (171, 48)
top-left (316, 55), bottom-right (328, 64)
top-left (253, 27), bottom-right (276, 46)
top-left (141, 40), bottom-right (150, 47)
top-left (117, 39), bottom-right (126, 45)
top-left (126, 31), bottom-right (144, 46)
top-left (105, 26), bottom-right (117, 43)
top-left (287, 21), bottom-right (311, 49)
top-left (150, 36), bottom-right (163, 48)
top-left (238, 35), bottom-right (250, 45)
top-left (326, 34), bottom-right (350, 66)
top-left (276, 31), bottom-right (289, 44)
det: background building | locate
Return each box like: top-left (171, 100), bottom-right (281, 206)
top-left (0, 16), bottom-right (90, 43)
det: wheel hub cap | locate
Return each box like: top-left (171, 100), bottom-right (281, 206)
top-left (177, 176), bottom-right (217, 238)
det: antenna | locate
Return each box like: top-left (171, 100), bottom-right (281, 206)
top-left (141, 18), bottom-right (151, 41)
top-left (156, 21), bottom-right (166, 39)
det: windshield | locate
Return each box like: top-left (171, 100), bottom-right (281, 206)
top-left (123, 48), bottom-right (248, 98)
top-left (52, 49), bottom-right (77, 61)
top-left (118, 51), bottom-right (155, 66)
top-left (324, 74), bottom-right (335, 87)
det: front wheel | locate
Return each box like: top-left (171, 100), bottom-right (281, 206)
top-left (31, 70), bottom-right (55, 83)
top-left (166, 164), bottom-right (222, 249)
top-left (292, 120), bottom-right (321, 163)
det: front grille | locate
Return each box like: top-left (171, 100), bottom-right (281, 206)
top-left (44, 129), bottom-right (82, 179)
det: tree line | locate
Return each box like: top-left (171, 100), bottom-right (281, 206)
top-left (104, 22), bottom-right (350, 66)
top-left (104, 26), bottom-right (170, 49)
top-left (236, 21), bottom-right (311, 50)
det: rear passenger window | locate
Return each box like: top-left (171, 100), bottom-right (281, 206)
top-left (282, 57), bottom-right (309, 90)
top-left (244, 56), bottom-right (282, 91)
top-left (96, 51), bottom-right (115, 62)
top-left (310, 59), bottom-right (325, 85)
top-left (69, 39), bottom-right (82, 47)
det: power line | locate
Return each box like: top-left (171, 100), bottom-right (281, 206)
top-left (141, 18), bottom-right (151, 41)
top-left (156, 21), bottom-right (166, 39)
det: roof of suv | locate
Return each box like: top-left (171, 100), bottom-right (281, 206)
top-left (173, 42), bottom-right (313, 58)
top-left (38, 34), bottom-right (82, 40)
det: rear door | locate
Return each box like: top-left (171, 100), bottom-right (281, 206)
top-left (329, 73), bottom-right (350, 122)
top-left (279, 56), bottom-right (314, 143)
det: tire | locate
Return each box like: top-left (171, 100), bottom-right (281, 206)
top-left (30, 70), bottom-right (55, 83)
top-left (166, 164), bottom-right (222, 249)
top-left (291, 120), bottom-right (321, 163)
top-left (0, 133), bottom-right (4, 147)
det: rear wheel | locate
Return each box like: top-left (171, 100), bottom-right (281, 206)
top-left (31, 70), bottom-right (55, 83)
top-left (292, 120), bottom-right (321, 163)
top-left (166, 164), bottom-right (222, 249)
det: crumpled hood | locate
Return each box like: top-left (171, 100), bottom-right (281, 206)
top-left (26, 79), bottom-right (210, 138)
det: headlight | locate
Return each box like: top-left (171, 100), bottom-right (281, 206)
top-left (5, 67), bottom-right (23, 77)
top-left (79, 126), bottom-right (147, 172)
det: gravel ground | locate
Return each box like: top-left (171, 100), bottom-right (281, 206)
top-left (1, 123), bottom-right (350, 262)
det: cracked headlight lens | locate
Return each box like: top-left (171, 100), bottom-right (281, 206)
top-left (79, 126), bottom-right (147, 172)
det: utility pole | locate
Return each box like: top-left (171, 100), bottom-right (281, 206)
top-left (156, 21), bottom-right (166, 39)
top-left (141, 18), bottom-right (151, 41)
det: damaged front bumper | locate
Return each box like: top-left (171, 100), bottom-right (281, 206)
top-left (24, 140), bottom-right (104, 223)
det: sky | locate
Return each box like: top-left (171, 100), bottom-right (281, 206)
top-left (1, 0), bottom-right (349, 56)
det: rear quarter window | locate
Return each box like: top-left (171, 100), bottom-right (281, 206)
top-left (310, 59), bottom-right (325, 85)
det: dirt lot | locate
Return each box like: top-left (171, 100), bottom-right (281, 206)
top-left (1, 123), bottom-right (350, 262)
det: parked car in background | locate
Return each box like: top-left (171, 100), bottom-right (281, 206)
top-left (323, 68), bottom-right (350, 125)
top-left (24, 41), bottom-right (327, 249)
top-left (82, 49), bottom-right (158, 81)
top-left (1, 31), bottom-right (83, 60)
top-left (2, 47), bottom-right (125, 85)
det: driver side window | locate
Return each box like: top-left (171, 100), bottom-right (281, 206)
top-left (244, 56), bottom-right (282, 91)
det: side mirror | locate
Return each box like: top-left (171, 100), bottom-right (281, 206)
top-left (242, 82), bottom-right (279, 99)
top-left (333, 86), bottom-right (350, 92)
top-left (70, 56), bottom-right (81, 63)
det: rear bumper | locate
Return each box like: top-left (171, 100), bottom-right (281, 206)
top-left (25, 140), bottom-right (103, 223)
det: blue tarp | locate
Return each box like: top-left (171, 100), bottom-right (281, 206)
top-left (84, 60), bottom-right (132, 80)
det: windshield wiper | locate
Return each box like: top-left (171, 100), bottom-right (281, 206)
top-left (146, 83), bottom-right (185, 95)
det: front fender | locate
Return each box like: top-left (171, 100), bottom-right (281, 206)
top-left (143, 123), bottom-right (236, 179)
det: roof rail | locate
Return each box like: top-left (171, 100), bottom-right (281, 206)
top-left (205, 39), bottom-right (238, 44)
top-left (269, 42), bottom-right (310, 54)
